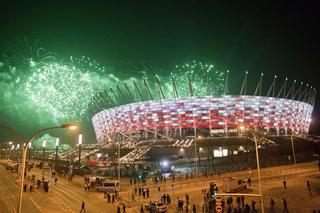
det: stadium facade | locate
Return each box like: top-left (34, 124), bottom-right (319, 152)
top-left (90, 72), bottom-right (316, 143)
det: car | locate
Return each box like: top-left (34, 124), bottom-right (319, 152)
top-left (222, 177), bottom-right (247, 193)
top-left (144, 201), bottom-right (168, 213)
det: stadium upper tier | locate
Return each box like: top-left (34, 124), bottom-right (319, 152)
top-left (92, 95), bottom-right (313, 143)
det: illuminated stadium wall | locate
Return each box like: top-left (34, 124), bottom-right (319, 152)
top-left (92, 95), bottom-right (313, 143)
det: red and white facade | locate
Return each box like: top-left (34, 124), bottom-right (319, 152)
top-left (92, 96), bottom-right (313, 143)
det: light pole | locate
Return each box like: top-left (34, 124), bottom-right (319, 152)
top-left (118, 143), bottom-right (120, 183)
top-left (195, 135), bottom-right (202, 180)
top-left (17, 124), bottom-right (77, 213)
top-left (78, 134), bottom-right (82, 168)
top-left (16, 144), bottom-right (21, 162)
top-left (42, 140), bottom-right (46, 169)
top-left (28, 143), bottom-right (31, 161)
top-left (249, 129), bottom-right (265, 213)
top-left (199, 147), bottom-right (203, 171)
top-left (8, 141), bottom-right (13, 159)
top-left (55, 138), bottom-right (59, 169)
top-left (290, 134), bottom-right (297, 165)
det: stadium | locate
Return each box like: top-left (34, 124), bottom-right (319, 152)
top-left (91, 72), bottom-right (316, 144)
top-left (56, 69), bottom-right (319, 178)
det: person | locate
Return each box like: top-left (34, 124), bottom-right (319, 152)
top-left (80, 201), bottom-right (85, 213)
top-left (307, 180), bottom-right (311, 192)
top-left (186, 193), bottom-right (190, 204)
top-left (23, 184), bottom-right (27, 192)
top-left (117, 205), bottom-right (121, 213)
top-left (283, 198), bottom-right (289, 213)
top-left (140, 204), bottom-right (144, 213)
top-left (247, 178), bottom-right (252, 186)
top-left (122, 204), bottom-right (126, 213)
top-left (130, 178), bottom-right (132, 185)
top-left (167, 194), bottom-right (171, 204)
top-left (131, 191), bottom-right (135, 202)
top-left (283, 180), bottom-right (287, 190)
top-left (139, 187), bottom-right (142, 196)
top-left (142, 188), bottom-right (146, 199)
top-left (269, 198), bottom-right (275, 213)
top-left (146, 188), bottom-right (149, 198)
top-left (112, 194), bottom-right (115, 203)
top-left (192, 204), bottom-right (196, 213)
top-left (29, 184), bottom-right (33, 192)
top-left (55, 177), bottom-right (58, 185)
top-left (134, 186), bottom-right (137, 195)
top-left (241, 196), bottom-right (245, 207)
top-left (251, 200), bottom-right (257, 212)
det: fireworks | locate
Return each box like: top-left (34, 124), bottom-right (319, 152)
top-left (24, 57), bottom-right (119, 122)
top-left (1, 39), bottom-right (226, 125)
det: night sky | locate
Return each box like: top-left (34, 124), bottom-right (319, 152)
top-left (1, 0), bottom-right (320, 143)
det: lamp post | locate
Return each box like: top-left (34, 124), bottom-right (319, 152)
top-left (28, 143), bottom-right (32, 161)
top-left (8, 141), bottom-right (13, 159)
top-left (42, 140), bottom-right (46, 169)
top-left (249, 129), bottom-right (265, 213)
top-left (118, 143), bottom-right (120, 183)
top-left (195, 135), bottom-right (202, 181)
top-left (10, 144), bottom-right (14, 159)
top-left (290, 134), bottom-right (297, 165)
top-left (78, 134), bottom-right (82, 168)
top-left (55, 138), bottom-right (59, 169)
top-left (16, 144), bottom-right (20, 162)
top-left (17, 124), bottom-right (77, 213)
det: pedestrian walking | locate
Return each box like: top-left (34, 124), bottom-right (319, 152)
top-left (140, 204), bottom-right (144, 213)
top-left (142, 189), bottom-right (146, 199)
top-left (307, 180), bottom-right (311, 192)
top-left (186, 193), bottom-right (190, 205)
top-left (23, 184), bottom-right (27, 192)
top-left (192, 204), bottom-right (196, 213)
top-left (283, 180), bottom-right (287, 190)
top-left (283, 198), bottom-right (289, 213)
top-left (112, 194), bottom-right (115, 203)
top-left (55, 177), bottom-right (58, 185)
top-left (117, 205), bottom-right (121, 213)
top-left (29, 184), bottom-right (33, 192)
top-left (269, 198), bottom-right (275, 213)
top-left (139, 187), bottom-right (142, 196)
top-left (241, 196), bottom-right (245, 207)
top-left (146, 187), bottom-right (149, 198)
top-left (80, 201), bottom-right (85, 213)
top-left (122, 204), bottom-right (126, 213)
top-left (167, 194), bottom-right (171, 204)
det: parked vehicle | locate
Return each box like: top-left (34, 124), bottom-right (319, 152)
top-left (144, 201), bottom-right (168, 212)
top-left (222, 177), bottom-right (247, 193)
top-left (95, 180), bottom-right (120, 192)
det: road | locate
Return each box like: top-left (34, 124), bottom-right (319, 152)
top-left (0, 162), bottom-right (319, 212)
top-left (0, 166), bottom-right (116, 213)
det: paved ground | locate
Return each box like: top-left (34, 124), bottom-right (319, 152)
top-left (0, 162), bottom-right (319, 212)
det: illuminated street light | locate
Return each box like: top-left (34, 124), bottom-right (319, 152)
top-left (78, 134), bottom-right (82, 168)
top-left (55, 138), bottom-right (60, 168)
top-left (17, 123), bottom-right (77, 213)
top-left (195, 135), bottom-right (202, 181)
top-left (42, 140), bottom-right (46, 169)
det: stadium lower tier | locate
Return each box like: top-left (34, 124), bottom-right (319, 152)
top-left (92, 95), bottom-right (313, 143)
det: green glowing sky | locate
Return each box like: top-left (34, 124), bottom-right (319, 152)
top-left (1, 0), bottom-right (320, 141)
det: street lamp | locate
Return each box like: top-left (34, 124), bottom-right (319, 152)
top-left (247, 129), bottom-right (265, 213)
top-left (55, 138), bottom-right (59, 168)
top-left (290, 133), bottom-right (297, 165)
top-left (117, 143), bottom-right (121, 183)
top-left (78, 134), bottom-right (82, 168)
top-left (195, 135), bottom-right (202, 181)
top-left (17, 123), bottom-right (77, 213)
top-left (42, 140), bottom-right (46, 169)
